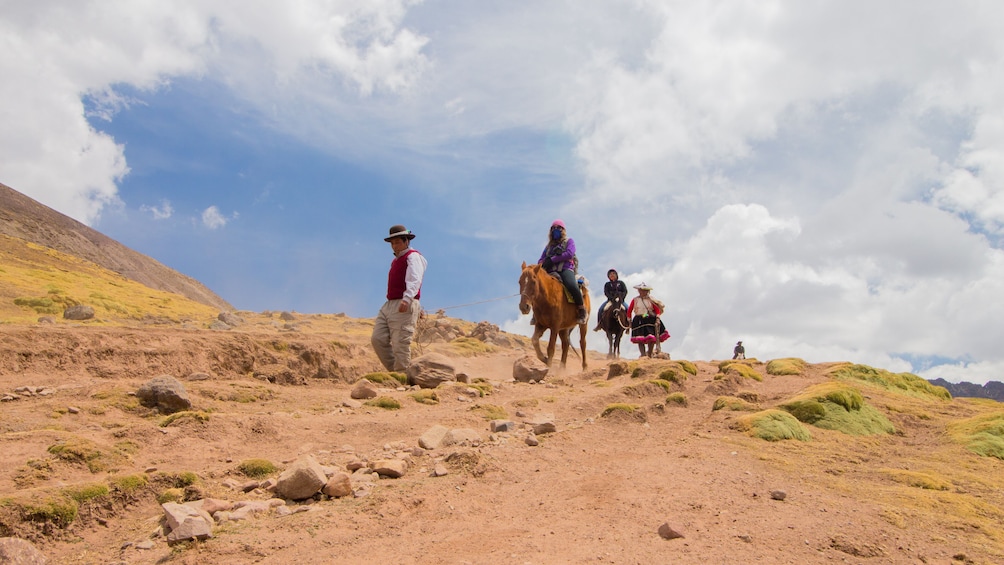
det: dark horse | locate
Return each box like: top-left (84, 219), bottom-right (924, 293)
top-left (598, 295), bottom-right (628, 359)
top-left (519, 262), bottom-right (590, 370)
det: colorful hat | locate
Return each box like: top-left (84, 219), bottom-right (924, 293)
top-left (550, 219), bottom-right (566, 229)
top-left (384, 224), bottom-right (416, 241)
top-left (633, 282), bottom-right (652, 291)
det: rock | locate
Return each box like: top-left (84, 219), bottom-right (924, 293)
top-left (442, 428), bottom-right (481, 447)
top-left (371, 459), bottom-right (407, 478)
top-left (513, 355), bottom-right (548, 383)
top-left (406, 353), bottom-right (457, 389)
top-left (217, 312), bottom-right (244, 326)
top-left (274, 456), bottom-right (327, 500)
top-left (607, 361), bottom-right (630, 378)
top-left (490, 420), bottom-right (515, 433)
top-left (67, 406), bottom-right (80, 414)
top-left (187, 372), bottom-right (211, 381)
top-left (279, 311), bottom-right (296, 321)
top-left (208, 320), bottom-right (231, 331)
top-left (770, 490), bottom-right (787, 501)
top-left (322, 472), bottom-right (352, 498)
top-left (37, 316), bottom-right (55, 324)
top-left (187, 498), bottom-right (233, 515)
top-left (162, 502), bottom-right (213, 543)
top-left (524, 414), bottom-right (557, 435)
top-left (342, 398), bottom-right (363, 408)
top-left (136, 376), bottom-right (192, 414)
top-left (350, 379), bottom-right (379, 400)
top-left (418, 425), bottom-right (450, 450)
top-left (0, 537), bottom-right (48, 564)
top-left (658, 522), bottom-right (685, 540)
top-left (525, 434), bottom-right (539, 446)
top-left (63, 305), bottom-right (95, 320)
top-left (432, 464), bottom-right (450, 477)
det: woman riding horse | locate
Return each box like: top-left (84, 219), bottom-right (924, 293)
top-left (594, 268), bottom-right (628, 332)
top-left (538, 219), bottom-right (587, 325)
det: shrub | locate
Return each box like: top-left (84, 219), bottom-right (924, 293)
top-left (648, 379), bottom-right (673, 393)
top-left (657, 368), bottom-right (687, 384)
top-left (677, 360), bottom-right (698, 376)
top-left (733, 409), bottom-right (812, 442)
top-left (237, 459), bottom-right (277, 478)
top-left (365, 396), bottom-right (401, 410)
top-left (766, 358), bottom-right (807, 376)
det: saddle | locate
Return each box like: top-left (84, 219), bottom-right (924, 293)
top-left (548, 272), bottom-right (587, 303)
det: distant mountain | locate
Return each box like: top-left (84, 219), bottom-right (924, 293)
top-left (928, 378), bottom-right (1004, 402)
top-left (0, 182), bottom-right (232, 311)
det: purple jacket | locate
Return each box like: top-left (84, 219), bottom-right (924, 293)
top-left (539, 238), bottom-right (577, 273)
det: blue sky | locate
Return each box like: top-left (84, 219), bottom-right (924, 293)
top-left (3, 1), bottom-right (1004, 384)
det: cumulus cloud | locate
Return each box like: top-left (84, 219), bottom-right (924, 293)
top-left (0, 0), bottom-right (428, 225)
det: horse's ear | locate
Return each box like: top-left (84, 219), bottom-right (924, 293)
top-left (521, 261), bottom-right (527, 269)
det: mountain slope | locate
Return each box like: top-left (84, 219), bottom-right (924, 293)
top-left (0, 182), bottom-right (231, 311)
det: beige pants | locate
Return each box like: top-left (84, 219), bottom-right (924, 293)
top-left (371, 299), bottom-right (420, 371)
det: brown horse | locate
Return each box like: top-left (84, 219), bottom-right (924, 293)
top-left (518, 262), bottom-right (590, 370)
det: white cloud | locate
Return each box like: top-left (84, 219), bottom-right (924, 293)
top-left (0, 0), bottom-right (428, 225)
top-left (140, 199), bottom-right (174, 220)
top-left (201, 205), bottom-right (232, 229)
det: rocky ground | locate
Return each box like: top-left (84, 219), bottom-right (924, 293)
top-left (1, 312), bottom-right (1003, 565)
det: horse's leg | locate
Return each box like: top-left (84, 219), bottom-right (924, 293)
top-left (556, 328), bottom-right (569, 369)
top-left (546, 327), bottom-right (559, 367)
top-left (578, 323), bottom-right (588, 371)
top-left (531, 325), bottom-right (548, 364)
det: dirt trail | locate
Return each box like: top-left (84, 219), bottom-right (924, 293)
top-left (1, 318), bottom-right (1000, 565)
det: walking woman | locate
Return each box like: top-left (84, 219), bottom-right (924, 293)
top-left (626, 282), bottom-right (669, 357)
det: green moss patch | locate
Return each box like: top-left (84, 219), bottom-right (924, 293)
top-left (733, 409), bottom-right (812, 442)
top-left (766, 358), bottom-right (807, 376)
top-left (47, 437), bottom-right (124, 473)
top-left (665, 392), bottom-right (688, 407)
top-left (828, 363), bottom-right (951, 401)
top-left (948, 411), bottom-right (1004, 460)
top-left (448, 337), bottom-right (498, 356)
top-left (111, 473), bottom-right (149, 493)
top-left (716, 361), bottom-right (763, 382)
top-left (160, 410), bottom-right (211, 427)
top-left (601, 403), bottom-right (641, 417)
top-left (62, 483), bottom-right (109, 504)
top-left (780, 382), bottom-right (895, 436)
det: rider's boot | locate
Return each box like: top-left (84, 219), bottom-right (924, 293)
top-left (576, 306), bottom-right (587, 325)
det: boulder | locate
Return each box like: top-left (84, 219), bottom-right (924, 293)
top-left (371, 459), bottom-right (407, 478)
top-left (136, 376), bottom-right (192, 414)
top-left (0, 537), bottom-right (47, 564)
top-left (322, 473), bottom-right (352, 498)
top-left (418, 425), bottom-right (450, 450)
top-left (406, 353), bottom-right (457, 388)
top-left (63, 305), bottom-right (94, 320)
top-left (218, 311), bottom-right (244, 326)
top-left (274, 456), bottom-right (327, 500)
top-left (162, 502), bottom-right (213, 543)
top-left (513, 355), bottom-right (548, 383)
top-left (351, 379), bottom-right (379, 400)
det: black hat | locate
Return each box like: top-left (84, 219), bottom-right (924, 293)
top-left (384, 225), bottom-right (416, 242)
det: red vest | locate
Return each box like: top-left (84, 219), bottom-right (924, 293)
top-left (387, 249), bottom-right (422, 300)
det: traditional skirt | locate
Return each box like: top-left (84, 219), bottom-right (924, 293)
top-left (630, 315), bottom-right (669, 344)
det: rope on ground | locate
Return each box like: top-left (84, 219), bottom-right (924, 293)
top-left (427, 293), bottom-right (520, 314)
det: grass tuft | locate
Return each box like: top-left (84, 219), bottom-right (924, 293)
top-left (665, 392), bottom-right (688, 407)
top-left (410, 390), bottom-right (440, 405)
top-left (717, 361), bottom-right (763, 382)
top-left (828, 363), bottom-right (951, 401)
top-left (365, 396), bottom-right (401, 410)
top-left (766, 358), bottom-right (807, 376)
top-left (947, 410), bottom-right (1004, 460)
top-left (470, 404), bottom-right (508, 420)
top-left (237, 459), bottom-right (277, 478)
top-left (733, 409), bottom-right (812, 442)
top-left (713, 396), bottom-right (757, 412)
top-left (601, 403), bottom-right (641, 417)
top-left (780, 382), bottom-right (894, 436)
top-left (359, 372), bottom-right (407, 386)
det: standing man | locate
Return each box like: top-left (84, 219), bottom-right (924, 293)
top-left (371, 224), bottom-right (427, 372)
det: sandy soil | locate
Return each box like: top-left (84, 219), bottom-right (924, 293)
top-left (1, 314), bottom-right (1002, 565)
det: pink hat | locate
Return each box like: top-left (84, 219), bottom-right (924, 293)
top-left (551, 219), bottom-right (566, 229)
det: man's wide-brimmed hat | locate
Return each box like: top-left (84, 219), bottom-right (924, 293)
top-left (634, 282), bottom-right (652, 291)
top-left (384, 224), bottom-right (416, 241)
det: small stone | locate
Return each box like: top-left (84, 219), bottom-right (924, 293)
top-left (67, 406), bottom-right (80, 414)
top-left (525, 435), bottom-right (539, 447)
top-left (770, 490), bottom-right (787, 501)
top-left (658, 522), bottom-right (685, 540)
